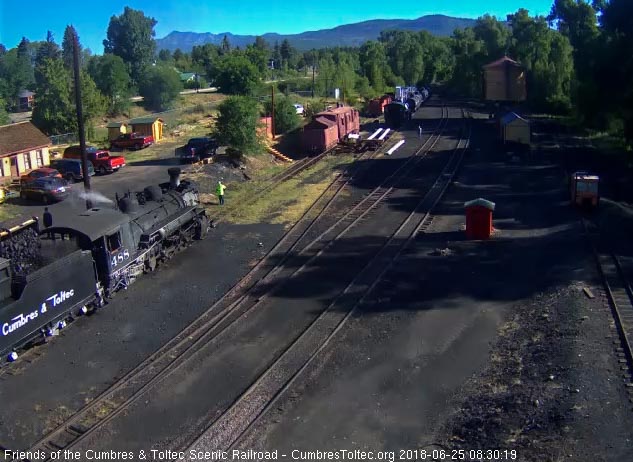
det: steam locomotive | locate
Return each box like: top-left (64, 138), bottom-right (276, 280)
top-left (384, 102), bottom-right (411, 129)
top-left (384, 86), bottom-right (430, 128)
top-left (0, 168), bottom-right (210, 359)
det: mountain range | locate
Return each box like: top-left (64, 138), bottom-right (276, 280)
top-left (156, 14), bottom-right (476, 52)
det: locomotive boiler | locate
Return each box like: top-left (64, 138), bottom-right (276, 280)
top-left (0, 168), bottom-right (209, 359)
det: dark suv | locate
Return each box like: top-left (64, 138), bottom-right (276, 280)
top-left (19, 177), bottom-right (71, 204)
top-left (177, 137), bottom-right (218, 163)
top-left (50, 158), bottom-right (95, 182)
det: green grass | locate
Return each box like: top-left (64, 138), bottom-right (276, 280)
top-left (0, 202), bottom-right (19, 224)
top-left (88, 126), bottom-right (109, 143)
top-left (214, 153), bottom-right (356, 225)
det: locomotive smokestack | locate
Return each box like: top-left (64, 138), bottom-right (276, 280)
top-left (168, 167), bottom-right (181, 189)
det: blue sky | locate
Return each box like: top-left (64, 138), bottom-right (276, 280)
top-left (0, 0), bottom-right (553, 53)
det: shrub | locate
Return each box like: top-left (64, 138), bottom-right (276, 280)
top-left (264, 95), bottom-right (300, 135)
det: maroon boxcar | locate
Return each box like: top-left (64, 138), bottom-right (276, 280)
top-left (367, 95), bottom-right (392, 117)
top-left (302, 105), bottom-right (360, 155)
top-left (303, 116), bottom-right (339, 154)
top-left (315, 106), bottom-right (360, 139)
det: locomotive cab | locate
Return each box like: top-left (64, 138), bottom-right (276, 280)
top-left (92, 225), bottom-right (135, 289)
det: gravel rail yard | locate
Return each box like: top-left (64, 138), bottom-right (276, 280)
top-left (35, 103), bottom-right (465, 455)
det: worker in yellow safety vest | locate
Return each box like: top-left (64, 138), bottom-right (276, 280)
top-left (216, 180), bottom-right (226, 205)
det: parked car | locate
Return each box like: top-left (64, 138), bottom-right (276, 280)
top-left (176, 137), bottom-right (218, 163)
top-left (49, 158), bottom-right (95, 182)
top-left (63, 145), bottom-right (126, 175)
top-left (110, 132), bottom-right (154, 150)
top-left (20, 177), bottom-right (70, 204)
top-left (19, 167), bottom-right (62, 186)
top-left (294, 103), bottom-right (305, 116)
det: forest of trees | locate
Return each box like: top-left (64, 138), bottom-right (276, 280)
top-left (0, 1), bottom-right (630, 146)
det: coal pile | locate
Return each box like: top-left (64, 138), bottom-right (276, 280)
top-left (0, 227), bottom-right (43, 276)
top-left (439, 287), bottom-right (581, 461)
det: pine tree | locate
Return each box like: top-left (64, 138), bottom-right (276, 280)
top-left (31, 58), bottom-right (74, 135)
top-left (221, 35), bottom-right (231, 55)
top-left (62, 25), bottom-right (80, 70)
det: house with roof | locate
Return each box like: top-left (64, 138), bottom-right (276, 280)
top-left (179, 72), bottom-right (199, 83)
top-left (499, 112), bottom-right (531, 145)
top-left (0, 122), bottom-right (52, 180)
top-left (129, 117), bottom-right (164, 142)
top-left (482, 56), bottom-right (527, 102)
top-left (17, 90), bottom-right (35, 112)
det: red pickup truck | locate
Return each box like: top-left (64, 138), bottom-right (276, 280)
top-left (110, 133), bottom-right (154, 150)
top-left (63, 145), bottom-right (126, 175)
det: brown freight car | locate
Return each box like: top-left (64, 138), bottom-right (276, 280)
top-left (367, 95), bottom-right (392, 117)
top-left (303, 116), bottom-right (339, 155)
top-left (302, 105), bottom-right (360, 155)
top-left (315, 106), bottom-right (360, 139)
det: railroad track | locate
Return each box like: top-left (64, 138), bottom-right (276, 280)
top-left (584, 223), bottom-right (633, 400)
top-left (10, 105), bottom-right (452, 459)
top-left (6, 122), bottom-right (408, 459)
top-left (186, 108), bottom-right (472, 453)
top-left (211, 131), bottom-right (383, 224)
top-left (552, 124), bottom-right (633, 399)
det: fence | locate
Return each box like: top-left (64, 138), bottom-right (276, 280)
top-left (48, 100), bottom-right (224, 145)
top-left (49, 132), bottom-right (78, 146)
top-left (291, 90), bottom-right (314, 98)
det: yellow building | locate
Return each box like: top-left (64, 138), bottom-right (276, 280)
top-left (483, 56), bottom-right (527, 102)
top-left (106, 122), bottom-right (129, 141)
top-left (0, 121), bottom-right (52, 179)
top-left (129, 117), bottom-right (164, 142)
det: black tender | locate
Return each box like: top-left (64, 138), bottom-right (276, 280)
top-left (0, 168), bottom-right (209, 357)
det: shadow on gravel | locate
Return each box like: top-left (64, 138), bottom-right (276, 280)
top-left (246, 115), bottom-right (586, 318)
top-left (127, 157), bottom-right (180, 167)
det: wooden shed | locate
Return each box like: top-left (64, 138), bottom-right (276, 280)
top-left (500, 112), bottom-right (530, 145)
top-left (129, 117), bottom-right (164, 142)
top-left (17, 90), bottom-right (35, 112)
top-left (483, 56), bottom-right (527, 102)
top-left (106, 122), bottom-right (129, 141)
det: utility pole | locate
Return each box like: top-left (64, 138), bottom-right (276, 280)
top-left (312, 63), bottom-right (315, 98)
top-left (342, 80), bottom-right (346, 105)
top-left (72, 27), bottom-right (92, 210)
top-left (271, 85), bottom-right (275, 141)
